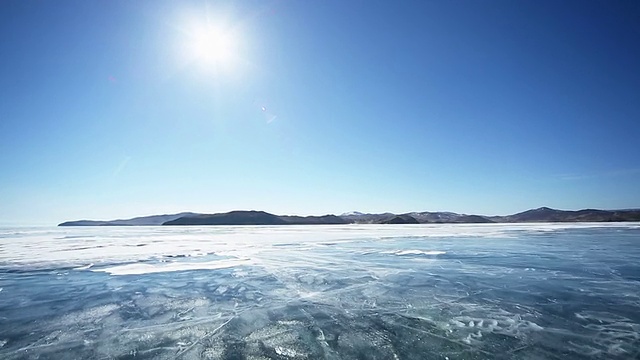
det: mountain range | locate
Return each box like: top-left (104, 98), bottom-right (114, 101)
top-left (58, 207), bottom-right (640, 226)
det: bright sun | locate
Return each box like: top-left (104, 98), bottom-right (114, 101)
top-left (184, 23), bottom-right (239, 72)
top-left (191, 28), bottom-right (233, 64)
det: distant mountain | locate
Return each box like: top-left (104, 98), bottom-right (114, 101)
top-left (381, 215), bottom-right (419, 224)
top-left (339, 212), bottom-right (396, 224)
top-left (59, 212), bottom-right (198, 226)
top-left (58, 207), bottom-right (640, 226)
top-left (280, 214), bottom-right (349, 225)
top-left (59, 220), bottom-right (109, 226)
top-left (494, 207), bottom-right (640, 223)
top-left (455, 215), bottom-right (495, 223)
top-left (339, 211), bottom-right (493, 224)
top-left (408, 211), bottom-right (463, 223)
top-left (163, 211), bottom-right (349, 226)
top-left (340, 211), bottom-right (365, 217)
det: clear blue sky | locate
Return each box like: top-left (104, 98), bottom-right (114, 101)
top-left (1, 0), bottom-right (639, 224)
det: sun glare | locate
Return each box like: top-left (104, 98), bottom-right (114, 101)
top-left (183, 21), bottom-right (240, 73)
top-left (191, 27), bottom-right (234, 64)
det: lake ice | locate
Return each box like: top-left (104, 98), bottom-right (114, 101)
top-left (1, 223), bottom-right (639, 359)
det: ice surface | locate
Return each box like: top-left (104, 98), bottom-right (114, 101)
top-left (1, 223), bottom-right (640, 359)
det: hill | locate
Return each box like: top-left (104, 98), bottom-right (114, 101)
top-left (163, 211), bottom-right (348, 225)
top-left (58, 207), bottom-right (640, 226)
top-left (493, 207), bottom-right (640, 222)
top-left (59, 212), bottom-right (197, 226)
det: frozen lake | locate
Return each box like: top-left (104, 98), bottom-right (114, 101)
top-left (1, 223), bottom-right (639, 359)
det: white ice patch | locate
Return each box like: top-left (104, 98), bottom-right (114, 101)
top-left (92, 258), bottom-right (249, 275)
top-left (274, 346), bottom-right (300, 357)
top-left (384, 250), bottom-right (446, 256)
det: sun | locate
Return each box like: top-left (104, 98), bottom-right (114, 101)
top-left (190, 26), bottom-right (234, 65)
top-left (175, 7), bottom-right (247, 77)
top-left (183, 22), bottom-right (240, 73)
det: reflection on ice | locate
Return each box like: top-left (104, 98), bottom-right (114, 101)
top-left (0, 223), bottom-right (639, 359)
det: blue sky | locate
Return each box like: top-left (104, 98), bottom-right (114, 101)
top-left (1, 0), bottom-right (639, 224)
